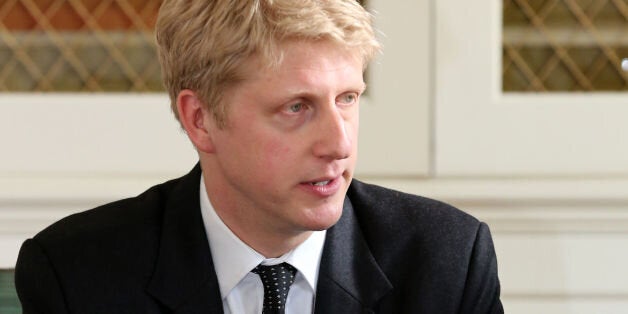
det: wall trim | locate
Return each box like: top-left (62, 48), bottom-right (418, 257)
top-left (3, 176), bottom-right (628, 234)
top-left (2, 176), bottom-right (628, 267)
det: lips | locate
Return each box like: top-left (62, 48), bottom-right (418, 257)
top-left (310, 180), bottom-right (331, 186)
top-left (305, 174), bottom-right (338, 186)
top-left (300, 175), bottom-right (343, 197)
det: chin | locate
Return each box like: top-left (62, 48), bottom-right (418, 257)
top-left (300, 203), bottom-right (344, 231)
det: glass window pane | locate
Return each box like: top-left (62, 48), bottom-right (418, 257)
top-left (0, 0), bottom-right (163, 92)
top-left (502, 0), bottom-right (628, 92)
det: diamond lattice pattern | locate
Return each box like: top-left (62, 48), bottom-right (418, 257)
top-left (0, 0), bottom-right (163, 92)
top-left (503, 0), bottom-right (628, 92)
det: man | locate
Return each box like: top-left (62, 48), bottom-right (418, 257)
top-left (15, 0), bottom-right (503, 313)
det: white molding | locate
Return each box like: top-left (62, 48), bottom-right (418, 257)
top-left (502, 298), bottom-right (628, 314)
top-left (369, 177), bottom-right (628, 202)
top-left (3, 176), bottom-right (628, 236)
top-left (370, 177), bottom-right (628, 232)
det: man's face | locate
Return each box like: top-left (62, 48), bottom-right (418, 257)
top-left (203, 40), bottom-right (364, 239)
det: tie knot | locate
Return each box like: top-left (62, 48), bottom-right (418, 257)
top-left (252, 263), bottom-right (297, 313)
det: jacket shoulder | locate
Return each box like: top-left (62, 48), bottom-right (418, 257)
top-left (34, 176), bottom-right (181, 245)
top-left (16, 165), bottom-right (203, 312)
top-left (346, 179), bottom-right (485, 269)
top-left (347, 180), bottom-right (502, 312)
top-left (347, 179), bottom-right (480, 230)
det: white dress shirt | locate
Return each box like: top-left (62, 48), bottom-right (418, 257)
top-left (199, 177), bottom-right (326, 314)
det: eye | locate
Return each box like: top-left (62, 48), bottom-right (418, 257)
top-left (287, 102), bottom-right (305, 113)
top-left (337, 92), bottom-right (359, 106)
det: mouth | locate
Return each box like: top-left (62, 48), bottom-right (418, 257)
top-left (299, 175), bottom-right (344, 197)
top-left (310, 180), bottom-right (331, 186)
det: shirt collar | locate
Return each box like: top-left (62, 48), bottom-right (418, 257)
top-left (199, 175), bottom-right (326, 299)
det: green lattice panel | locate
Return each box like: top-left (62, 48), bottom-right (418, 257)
top-left (0, 270), bottom-right (20, 314)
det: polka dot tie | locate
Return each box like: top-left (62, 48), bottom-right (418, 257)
top-left (251, 262), bottom-right (297, 314)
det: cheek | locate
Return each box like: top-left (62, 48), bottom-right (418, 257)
top-left (350, 115), bottom-right (360, 150)
top-left (254, 139), bottom-right (296, 193)
top-left (263, 138), bottom-right (294, 168)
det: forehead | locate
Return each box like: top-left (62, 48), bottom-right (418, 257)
top-left (218, 39), bottom-right (365, 125)
top-left (218, 39), bottom-right (365, 116)
top-left (242, 40), bottom-right (364, 82)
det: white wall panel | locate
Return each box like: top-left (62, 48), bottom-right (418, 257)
top-left (357, 0), bottom-right (431, 176)
top-left (435, 0), bottom-right (628, 176)
top-left (0, 95), bottom-right (196, 176)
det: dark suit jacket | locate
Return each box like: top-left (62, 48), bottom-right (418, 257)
top-left (15, 164), bottom-right (503, 313)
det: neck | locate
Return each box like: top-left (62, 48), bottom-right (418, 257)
top-left (200, 169), bottom-right (312, 258)
top-left (214, 208), bottom-right (313, 258)
top-left (239, 229), bottom-right (312, 258)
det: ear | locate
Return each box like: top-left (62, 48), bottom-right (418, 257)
top-left (176, 89), bottom-right (216, 153)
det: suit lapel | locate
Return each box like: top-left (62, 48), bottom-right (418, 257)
top-left (314, 197), bottom-right (392, 313)
top-left (146, 164), bottom-right (224, 313)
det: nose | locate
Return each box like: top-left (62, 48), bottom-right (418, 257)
top-left (312, 106), bottom-right (353, 160)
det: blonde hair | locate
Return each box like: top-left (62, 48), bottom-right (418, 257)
top-left (156, 0), bottom-right (381, 125)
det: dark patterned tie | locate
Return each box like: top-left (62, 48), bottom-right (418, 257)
top-left (251, 263), bottom-right (298, 314)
